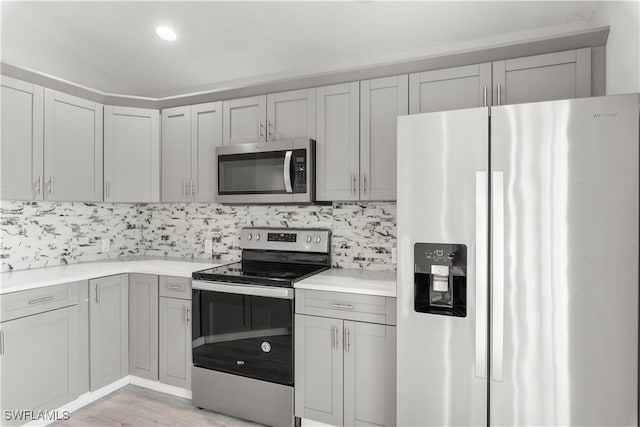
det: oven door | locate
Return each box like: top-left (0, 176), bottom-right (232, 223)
top-left (216, 139), bottom-right (314, 204)
top-left (192, 281), bottom-right (294, 386)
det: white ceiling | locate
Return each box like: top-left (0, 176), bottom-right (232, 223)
top-left (1, 1), bottom-right (600, 98)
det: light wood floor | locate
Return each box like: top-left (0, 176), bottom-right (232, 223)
top-left (54, 385), bottom-right (263, 427)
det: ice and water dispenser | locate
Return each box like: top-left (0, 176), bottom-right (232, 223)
top-left (414, 243), bottom-right (467, 317)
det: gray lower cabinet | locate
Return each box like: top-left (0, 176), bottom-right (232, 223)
top-left (295, 291), bottom-right (397, 427)
top-left (295, 314), bottom-right (344, 426)
top-left (0, 282), bottom-right (79, 426)
top-left (129, 274), bottom-right (159, 380)
top-left (159, 295), bottom-right (192, 389)
top-left (89, 275), bottom-right (129, 391)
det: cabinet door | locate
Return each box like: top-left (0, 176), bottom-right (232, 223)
top-left (492, 48), bottom-right (591, 105)
top-left (191, 102), bottom-right (223, 202)
top-left (316, 82), bottom-right (360, 201)
top-left (43, 89), bottom-right (103, 201)
top-left (1, 76), bottom-right (44, 201)
top-left (294, 314), bottom-right (343, 426)
top-left (89, 275), bottom-right (128, 391)
top-left (344, 322), bottom-right (396, 427)
top-left (159, 297), bottom-right (191, 389)
top-left (360, 75), bottom-right (408, 201)
top-left (161, 106), bottom-right (191, 202)
top-left (222, 95), bottom-right (267, 145)
top-left (104, 106), bottom-right (160, 202)
top-left (128, 274), bottom-right (158, 381)
top-left (0, 306), bottom-right (78, 423)
top-left (266, 88), bottom-right (316, 141)
top-left (409, 63), bottom-right (491, 114)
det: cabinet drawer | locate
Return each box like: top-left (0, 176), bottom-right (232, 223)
top-left (1, 283), bottom-right (79, 322)
top-left (159, 276), bottom-right (191, 300)
top-left (295, 289), bottom-right (396, 325)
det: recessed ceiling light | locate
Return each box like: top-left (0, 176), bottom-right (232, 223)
top-left (156, 26), bottom-right (177, 42)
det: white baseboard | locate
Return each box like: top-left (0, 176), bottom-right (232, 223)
top-left (25, 375), bottom-right (192, 426)
top-left (129, 376), bottom-right (192, 399)
top-left (300, 418), bottom-right (338, 427)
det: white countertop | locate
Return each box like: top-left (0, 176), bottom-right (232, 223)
top-left (0, 258), bottom-right (223, 294)
top-left (295, 268), bottom-right (396, 297)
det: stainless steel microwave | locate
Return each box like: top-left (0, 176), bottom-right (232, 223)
top-left (216, 138), bottom-right (315, 204)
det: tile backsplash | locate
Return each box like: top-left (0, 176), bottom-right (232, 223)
top-left (1, 201), bottom-right (396, 272)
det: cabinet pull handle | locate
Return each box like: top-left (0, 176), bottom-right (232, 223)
top-left (331, 303), bottom-right (353, 310)
top-left (483, 85), bottom-right (488, 107)
top-left (47, 176), bottom-right (53, 196)
top-left (362, 173), bottom-right (367, 195)
top-left (191, 181), bottom-right (196, 198)
top-left (259, 121), bottom-right (266, 141)
top-left (34, 176), bottom-right (41, 196)
top-left (351, 175), bottom-right (357, 195)
top-left (268, 120), bottom-right (273, 140)
top-left (0, 330), bottom-right (4, 355)
top-left (166, 284), bottom-right (183, 291)
top-left (183, 181), bottom-right (188, 198)
top-left (28, 296), bottom-right (54, 305)
top-left (186, 307), bottom-right (191, 324)
top-left (333, 326), bottom-right (339, 349)
top-left (497, 83), bottom-right (502, 106)
top-left (95, 284), bottom-right (100, 304)
top-left (345, 328), bottom-right (351, 352)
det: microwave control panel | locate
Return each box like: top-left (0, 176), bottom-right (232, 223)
top-left (293, 149), bottom-right (307, 193)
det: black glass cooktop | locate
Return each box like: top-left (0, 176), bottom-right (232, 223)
top-left (192, 261), bottom-right (329, 287)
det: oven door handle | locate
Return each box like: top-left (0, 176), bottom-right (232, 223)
top-left (192, 280), bottom-right (294, 299)
top-left (283, 150), bottom-right (293, 193)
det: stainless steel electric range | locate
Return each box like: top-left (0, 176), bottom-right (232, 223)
top-left (191, 227), bottom-right (331, 427)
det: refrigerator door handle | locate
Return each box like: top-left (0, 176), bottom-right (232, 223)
top-left (475, 171), bottom-right (488, 379)
top-left (491, 170), bottom-right (505, 382)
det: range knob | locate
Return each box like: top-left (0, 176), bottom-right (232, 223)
top-left (314, 236), bottom-right (322, 243)
top-left (306, 235), bottom-right (312, 243)
top-left (254, 233), bottom-right (261, 241)
top-left (246, 234), bottom-right (252, 240)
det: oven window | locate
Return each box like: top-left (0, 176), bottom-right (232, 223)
top-left (192, 290), bottom-right (294, 386)
top-left (218, 151), bottom-right (290, 194)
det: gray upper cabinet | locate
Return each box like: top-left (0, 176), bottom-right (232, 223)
top-left (266, 88), bottom-right (316, 141)
top-left (0, 76), bottom-right (44, 201)
top-left (128, 274), bottom-right (159, 381)
top-left (409, 63), bottom-right (492, 114)
top-left (295, 314), bottom-right (344, 426)
top-left (360, 75), bottom-right (408, 201)
top-left (492, 47), bottom-right (591, 105)
top-left (161, 102), bottom-right (222, 203)
top-left (43, 89), bottom-right (103, 202)
top-left (223, 95), bottom-right (267, 145)
top-left (161, 106), bottom-right (191, 202)
top-left (316, 82), bottom-right (360, 201)
top-left (104, 106), bottom-right (160, 203)
top-left (159, 296), bottom-right (192, 389)
top-left (89, 275), bottom-right (128, 391)
top-left (343, 321), bottom-right (396, 427)
top-left (191, 102), bottom-right (223, 202)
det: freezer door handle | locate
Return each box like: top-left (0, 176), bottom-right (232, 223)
top-left (491, 171), bottom-right (505, 382)
top-left (475, 171), bottom-right (488, 379)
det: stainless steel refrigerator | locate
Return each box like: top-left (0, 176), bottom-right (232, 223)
top-left (396, 94), bottom-right (639, 426)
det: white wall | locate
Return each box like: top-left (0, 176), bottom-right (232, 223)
top-left (590, 0), bottom-right (640, 94)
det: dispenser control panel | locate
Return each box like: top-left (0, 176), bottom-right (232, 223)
top-left (414, 243), bottom-right (467, 317)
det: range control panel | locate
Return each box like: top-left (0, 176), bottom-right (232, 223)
top-left (240, 227), bottom-right (331, 253)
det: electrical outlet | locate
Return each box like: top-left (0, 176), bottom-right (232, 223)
top-left (391, 247), bottom-right (397, 264)
top-left (101, 239), bottom-right (110, 252)
top-left (204, 238), bottom-right (213, 254)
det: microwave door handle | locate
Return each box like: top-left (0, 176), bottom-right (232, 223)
top-left (283, 150), bottom-right (293, 193)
